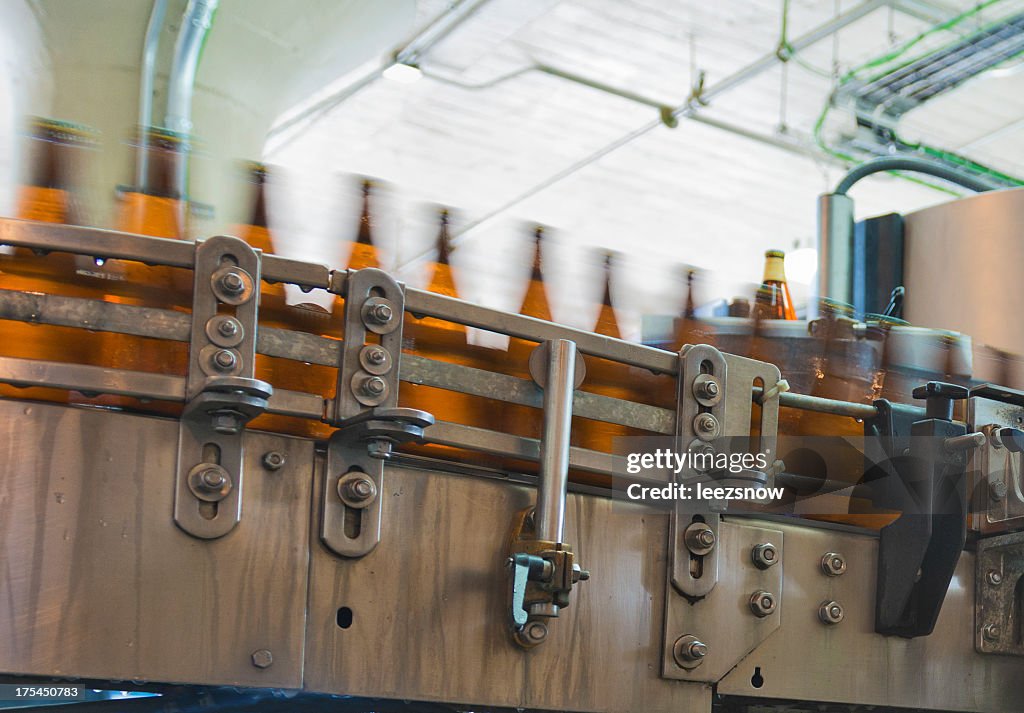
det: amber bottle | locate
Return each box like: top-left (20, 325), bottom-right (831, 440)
top-left (400, 209), bottom-right (489, 462)
top-left (235, 162), bottom-right (335, 438)
top-left (0, 117), bottom-right (97, 404)
top-left (754, 249), bottom-right (797, 321)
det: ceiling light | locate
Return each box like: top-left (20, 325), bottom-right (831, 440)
top-left (383, 62), bottom-right (423, 84)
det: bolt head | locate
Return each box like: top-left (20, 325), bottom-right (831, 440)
top-left (525, 621), bottom-right (548, 643)
top-left (211, 412), bottom-right (242, 435)
top-left (687, 641), bottom-right (708, 659)
top-left (749, 590), bottom-right (777, 617)
top-left (217, 320), bottom-right (239, 337)
top-left (213, 349), bottom-right (237, 370)
top-left (262, 451), bottom-right (286, 471)
top-left (702, 380), bottom-right (720, 397)
top-left (752, 543), bottom-right (778, 569)
top-left (371, 303), bottom-right (393, 323)
top-left (696, 413), bottom-right (717, 433)
top-left (220, 272), bottom-right (245, 295)
top-left (366, 347), bottom-right (387, 365)
top-left (818, 600), bottom-right (844, 625)
top-left (364, 376), bottom-right (386, 396)
top-left (821, 552), bottom-right (847, 577)
top-left (341, 475), bottom-right (377, 504)
top-left (684, 523), bottom-right (716, 554)
top-left (201, 469), bottom-right (226, 489)
top-left (251, 649), bottom-right (273, 669)
top-left (987, 570), bottom-right (1004, 586)
top-left (366, 440), bottom-right (393, 459)
top-left (983, 623), bottom-right (1001, 641)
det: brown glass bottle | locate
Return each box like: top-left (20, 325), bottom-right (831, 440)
top-left (97, 127), bottom-right (191, 413)
top-left (236, 162), bottom-right (335, 438)
top-left (754, 249), bottom-right (796, 321)
top-left (0, 118), bottom-right (98, 404)
top-left (575, 251), bottom-right (637, 454)
top-left (400, 209), bottom-right (489, 462)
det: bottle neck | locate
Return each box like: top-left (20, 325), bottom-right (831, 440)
top-left (762, 256), bottom-right (787, 285)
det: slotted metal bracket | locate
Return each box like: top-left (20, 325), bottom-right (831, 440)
top-left (174, 236), bottom-right (270, 539)
top-left (977, 529), bottom-right (1024, 655)
top-left (322, 267), bottom-right (433, 557)
top-left (671, 344), bottom-right (727, 598)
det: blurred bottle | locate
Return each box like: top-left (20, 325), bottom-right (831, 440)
top-left (754, 249), bottom-right (796, 320)
top-left (727, 297), bottom-right (751, 318)
top-left (235, 162), bottom-right (334, 438)
top-left (502, 226), bottom-right (554, 441)
top-left (671, 266), bottom-right (702, 349)
top-left (0, 117), bottom-right (96, 404)
top-left (400, 209), bottom-right (490, 462)
top-left (348, 179), bottom-right (381, 271)
top-left (576, 251), bottom-right (636, 454)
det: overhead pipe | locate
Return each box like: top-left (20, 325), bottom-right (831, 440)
top-left (816, 155), bottom-right (998, 311)
top-left (136, 0), bottom-right (168, 192)
top-left (165, 0), bottom-right (219, 137)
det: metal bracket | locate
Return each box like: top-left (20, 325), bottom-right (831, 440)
top-left (671, 344), bottom-right (727, 599)
top-left (174, 236), bottom-right (270, 539)
top-left (968, 385), bottom-right (1024, 536)
top-left (976, 529), bottom-right (1024, 655)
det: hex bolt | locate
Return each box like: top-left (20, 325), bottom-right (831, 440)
top-left (672, 634), bottom-right (709, 667)
top-left (749, 590), bottom-right (777, 618)
top-left (695, 413), bottom-right (718, 435)
top-left (987, 570), bottom-right (1004, 586)
top-left (818, 600), bottom-right (844, 625)
top-left (821, 552), bottom-right (847, 577)
top-left (200, 469), bottom-right (226, 490)
top-left (362, 376), bottom-right (387, 396)
top-left (219, 271), bottom-right (245, 296)
top-left (341, 475), bottom-right (377, 504)
top-left (366, 347), bottom-right (387, 365)
top-left (524, 621), bottom-right (548, 644)
top-left (983, 623), bottom-right (1001, 642)
top-left (751, 542), bottom-right (779, 569)
top-left (367, 303), bottom-right (393, 325)
top-left (211, 411), bottom-right (242, 435)
top-left (262, 451), bottom-right (286, 471)
top-left (684, 523), bottom-right (716, 554)
top-left (213, 349), bottom-right (237, 371)
top-left (217, 319), bottom-right (239, 338)
top-left (572, 563), bottom-right (591, 583)
top-left (366, 440), bottom-right (393, 460)
top-left (251, 649), bottom-right (273, 669)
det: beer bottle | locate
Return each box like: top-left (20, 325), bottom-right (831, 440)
top-left (348, 179), bottom-right (381, 271)
top-left (754, 249), bottom-right (796, 320)
top-left (400, 209), bottom-right (488, 462)
top-left (235, 162), bottom-right (334, 438)
top-left (0, 117), bottom-right (96, 404)
top-left (576, 251), bottom-right (635, 454)
top-left (503, 226), bottom-right (554, 441)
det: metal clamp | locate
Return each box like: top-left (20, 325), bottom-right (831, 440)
top-left (174, 236), bottom-right (270, 539)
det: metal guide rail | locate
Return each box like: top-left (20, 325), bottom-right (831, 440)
top-left (2, 218), bottom-right (1024, 713)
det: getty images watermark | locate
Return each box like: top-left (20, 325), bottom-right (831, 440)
top-left (618, 446), bottom-right (785, 506)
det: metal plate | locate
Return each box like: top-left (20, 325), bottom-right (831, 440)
top-left (716, 518), bottom-right (1024, 712)
top-left (304, 464), bottom-right (711, 713)
top-left (976, 529), bottom-right (1024, 656)
top-left (0, 399), bottom-right (311, 687)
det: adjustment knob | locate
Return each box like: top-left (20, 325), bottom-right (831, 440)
top-left (912, 381), bottom-right (969, 421)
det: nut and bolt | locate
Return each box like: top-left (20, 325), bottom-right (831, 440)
top-left (695, 413), bottom-right (718, 435)
top-left (365, 347), bottom-right (387, 365)
top-left (213, 349), bottom-right (237, 371)
top-left (987, 570), bottom-right (1004, 586)
top-left (200, 468), bottom-right (226, 490)
top-left (211, 411), bottom-right (242, 435)
top-left (523, 621), bottom-right (548, 644)
top-left (684, 523), bottom-right (716, 555)
top-left (571, 563), bottom-right (591, 583)
top-left (251, 649), bottom-right (273, 669)
top-left (749, 590), bottom-right (777, 618)
top-left (219, 272), bottom-right (245, 296)
top-left (362, 376), bottom-right (387, 396)
top-left (342, 476), bottom-right (377, 503)
top-left (367, 303), bottom-right (393, 324)
top-left (821, 552), bottom-right (847, 577)
top-left (982, 623), bottom-right (1001, 642)
top-left (672, 634), bottom-right (709, 668)
top-left (262, 451), bottom-right (286, 471)
top-left (751, 542), bottom-right (779, 569)
top-left (695, 378), bottom-right (720, 399)
top-left (366, 440), bottom-right (393, 460)
top-left (217, 319), bottom-right (239, 337)
top-left (818, 600), bottom-right (844, 625)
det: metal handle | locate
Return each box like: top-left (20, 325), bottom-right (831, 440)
top-left (534, 339), bottom-right (577, 545)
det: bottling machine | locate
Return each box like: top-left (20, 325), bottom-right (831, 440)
top-left (2, 187), bottom-right (1024, 713)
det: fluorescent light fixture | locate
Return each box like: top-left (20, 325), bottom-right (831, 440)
top-left (786, 247), bottom-right (818, 285)
top-left (383, 62), bottom-right (423, 84)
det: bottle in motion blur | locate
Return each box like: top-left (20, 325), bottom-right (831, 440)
top-left (0, 117), bottom-right (95, 404)
top-left (348, 179), bottom-right (381, 271)
top-left (400, 208), bottom-right (489, 462)
top-left (235, 162), bottom-right (333, 438)
top-left (754, 249), bottom-right (796, 320)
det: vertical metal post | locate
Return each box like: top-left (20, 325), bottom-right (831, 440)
top-left (534, 339), bottom-right (576, 544)
top-left (816, 192), bottom-right (855, 314)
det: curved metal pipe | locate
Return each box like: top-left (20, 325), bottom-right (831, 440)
top-left (164, 0), bottom-right (219, 136)
top-left (136, 0), bottom-right (168, 191)
top-left (834, 155), bottom-right (1000, 195)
